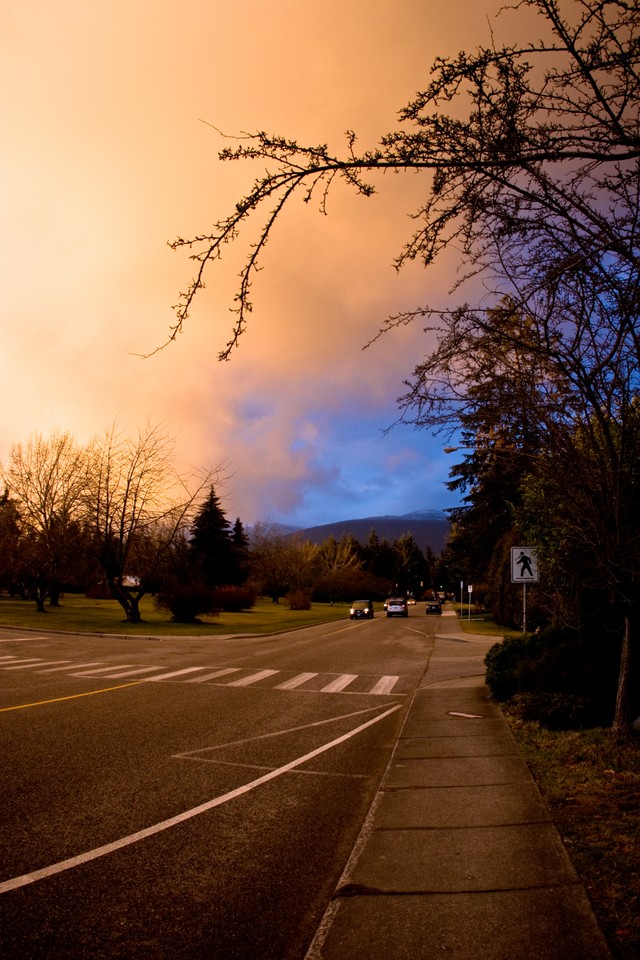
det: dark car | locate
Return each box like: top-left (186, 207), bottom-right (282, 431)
top-left (350, 600), bottom-right (374, 620)
top-left (426, 602), bottom-right (442, 615)
top-left (386, 597), bottom-right (408, 618)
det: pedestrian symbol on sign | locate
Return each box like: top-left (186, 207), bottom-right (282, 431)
top-left (511, 547), bottom-right (539, 583)
top-left (516, 551), bottom-right (533, 577)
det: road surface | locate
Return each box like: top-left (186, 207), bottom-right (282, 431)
top-left (0, 607), bottom-right (439, 959)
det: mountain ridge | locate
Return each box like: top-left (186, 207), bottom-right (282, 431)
top-left (290, 510), bottom-right (450, 553)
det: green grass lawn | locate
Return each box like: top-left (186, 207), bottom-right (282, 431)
top-left (0, 594), bottom-right (350, 636)
top-left (453, 606), bottom-right (521, 637)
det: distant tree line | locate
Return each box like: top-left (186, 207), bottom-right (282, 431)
top-left (0, 425), bottom-right (447, 625)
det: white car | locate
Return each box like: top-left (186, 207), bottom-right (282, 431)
top-left (386, 597), bottom-right (409, 618)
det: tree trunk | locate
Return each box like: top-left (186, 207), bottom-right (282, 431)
top-left (109, 582), bottom-right (144, 623)
top-left (127, 594), bottom-right (142, 623)
top-left (613, 611), bottom-right (633, 731)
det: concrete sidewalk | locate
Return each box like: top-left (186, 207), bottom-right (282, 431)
top-left (305, 613), bottom-right (612, 960)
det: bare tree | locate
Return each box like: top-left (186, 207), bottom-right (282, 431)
top-left (405, 292), bottom-right (640, 727)
top-left (4, 430), bottom-right (88, 611)
top-left (86, 422), bottom-right (217, 623)
top-left (164, 0), bottom-right (640, 724)
top-left (165, 0), bottom-right (639, 360)
top-left (312, 535), bottom-right (363, 604)
top-left (249, 523), bottom-right (316, 603)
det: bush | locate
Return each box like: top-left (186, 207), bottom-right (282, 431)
top-left (286, 590), bottom-right (312, 611)
top-left (155, 582), bottom-right (221, 623)
top-left (507, 692), bottom-right (601, 730)
top-left (213, 585), bottom-right (257, 612)
top-left (485, 626), bottom-right (620, 727)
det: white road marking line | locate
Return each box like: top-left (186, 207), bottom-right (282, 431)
top-left (227, 669), bottom-right (280, 687)
top-left (1, 658), bottom-right (42, 667)
top-left (185, 668), bottom-right (243, 683)
top-left (369, 675), bottom-right (400, 695)
top-left (5, 660), bottom-right (71, 671)
top-left (275, 672), bottom-right (318, 690)
top-left (320, 674), bottom-right (358, 693)
top-left (100, 666), bottom-right (170, 679)
top-left (70, 665), bottom-right (138, 676)
top-left (0, 702), bottom-right (402, 893)
top-left (39, 662), bottom-right (106, 673)
top-left (175, 703), bottom-right (400, 759)
top-left (146, 667), bottom-right (207, 681)
top-left (0, 638), bottom-right (47, 643)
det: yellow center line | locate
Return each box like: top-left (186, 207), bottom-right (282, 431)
top-left (0, 681), bottom-right (145, 712)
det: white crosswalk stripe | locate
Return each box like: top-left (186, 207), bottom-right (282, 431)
top-left (99, 665), bottom-right (169, 679)
top-left (2, 658), bottom-right (41, 667)
top-left (70, 665), bottom-right (138, 676)
top-left (186, 668), bottom-right (243, 683)
top-left (40, 662), bottom-right (106, 673)
top-left (227, 669), bottom-right (279, 687)
top-left (320, 674), bottom-right (358, 693)
top-left (4, 659), bottom-right (70, 670)
top-left (0, 655), bottom-right (403, 695)
top-left (275, 672), bottom-right (318, 690)
top-left (369, 675), bottom-right (400, 695)
top-left (147, 667), bottom-right (208, 681)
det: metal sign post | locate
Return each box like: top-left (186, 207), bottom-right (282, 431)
top-left (511, 547), bottom-right (539, 633)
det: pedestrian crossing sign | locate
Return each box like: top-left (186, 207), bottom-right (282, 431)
top-left (511, 547), bottom-right (539, 583)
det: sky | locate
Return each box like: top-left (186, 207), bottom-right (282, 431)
top-left (1, 0), bottom-right (522, 529)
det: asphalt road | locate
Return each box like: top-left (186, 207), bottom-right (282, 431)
top-left (0, 607), bottom-right (437, 959)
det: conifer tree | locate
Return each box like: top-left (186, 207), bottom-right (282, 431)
top-left (230, 517), bottom-right (250, 585)
top-left (189, 487), bottom-right (236, 587)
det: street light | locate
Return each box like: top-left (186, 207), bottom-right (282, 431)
top-left (444, 434), bottom-right (500, 455)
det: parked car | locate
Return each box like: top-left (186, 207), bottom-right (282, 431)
top-left (350, 600), bottom-right (374, 620)
top-left (386, 597), bottom-right (408, 618)
top-left (426, 602), bottom-right (442, 615)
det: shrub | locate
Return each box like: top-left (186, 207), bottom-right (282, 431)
top-left (286, 590), bottom-right (312, 610)
top-left (155, 582), bottom-right (220, 623)
top-left (213, 585), bottom-right (257, 612)
top-left (507, 692), bottom-right (602, 730)
top-left (485, 626), bottom-right (620, 726)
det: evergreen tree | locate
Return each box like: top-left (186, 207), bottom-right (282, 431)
top-left (392, 534), bottom-right (428, 597)
top-left (0, 490), bottom-right (22, 593)
top-left (230, 517), bottom-right (250, 585)
top-left (362, 529), bottom-right (396, 581)
top-left (189, 487), bottom-right (236, 587)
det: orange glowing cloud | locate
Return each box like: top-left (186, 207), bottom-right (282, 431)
top-left (0, 0), bottom-right (519, 526)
